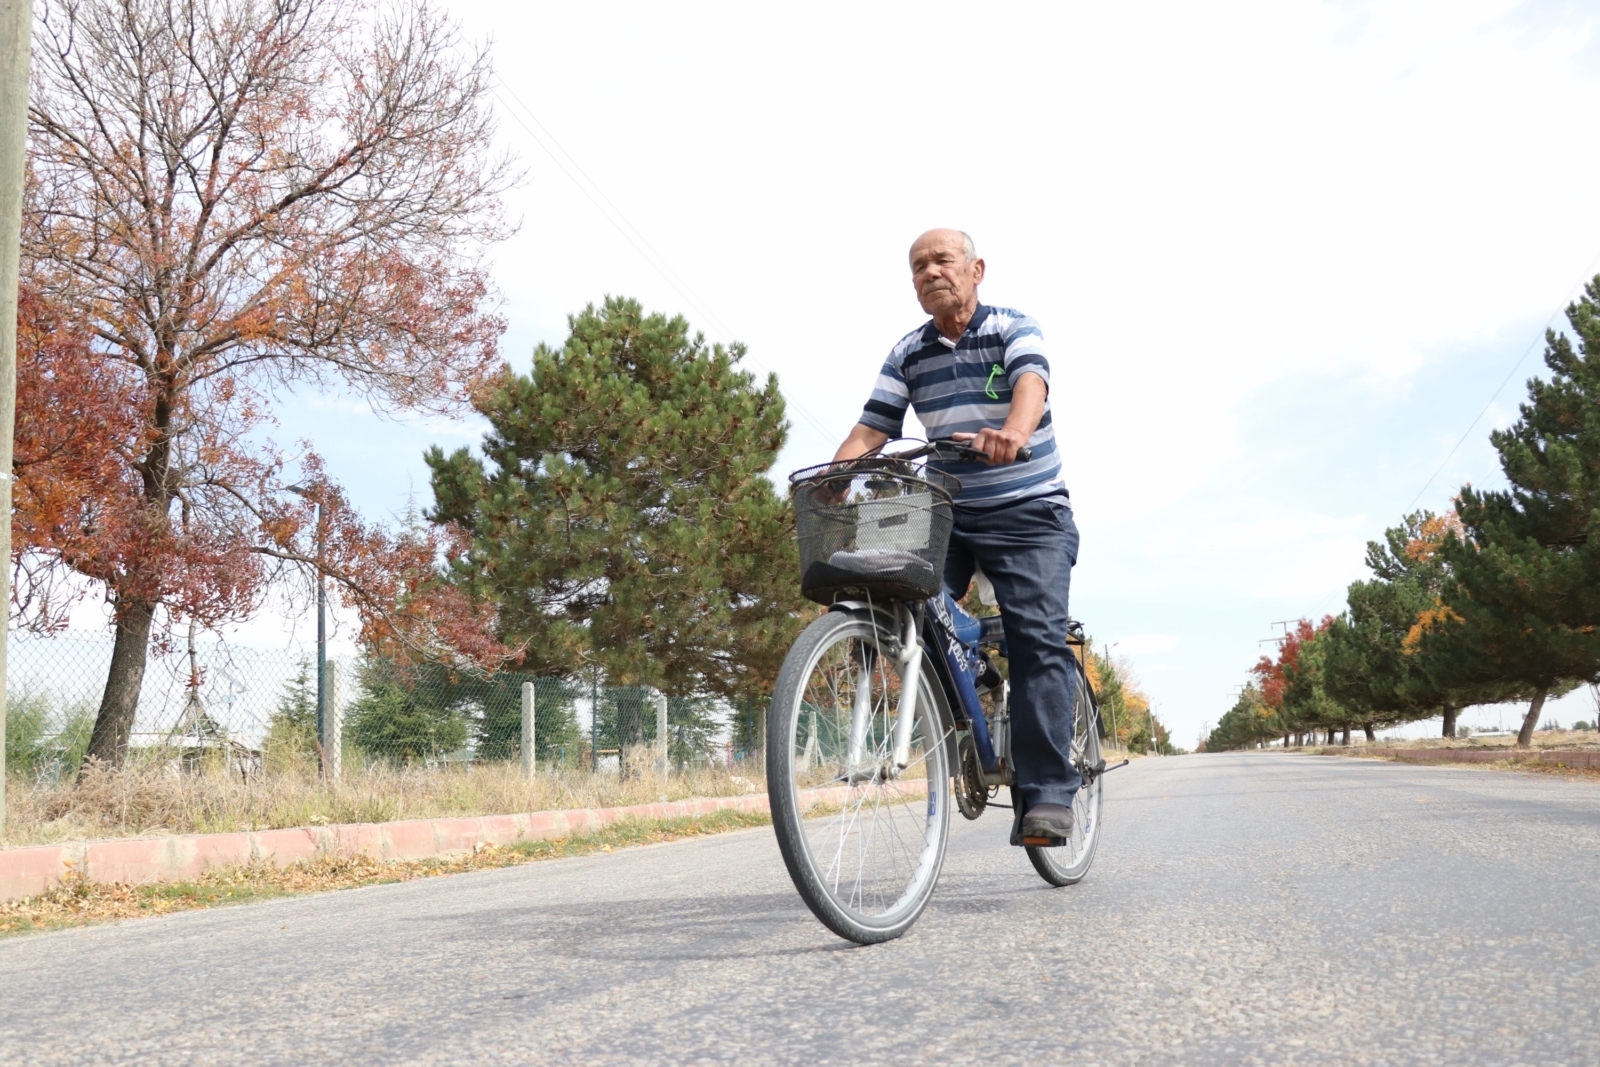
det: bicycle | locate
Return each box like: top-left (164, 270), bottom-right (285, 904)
top-left (766, 439), bottom-right (1121, 944)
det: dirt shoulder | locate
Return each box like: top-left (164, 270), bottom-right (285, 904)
top-left (1309, 741), bottom-right (1600, 778)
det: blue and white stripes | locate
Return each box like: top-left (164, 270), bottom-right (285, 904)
top-left (859, 304), bottom-right (1068, 509)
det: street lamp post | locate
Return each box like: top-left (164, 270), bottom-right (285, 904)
top-left (287, 486), bottom-right (327, 773)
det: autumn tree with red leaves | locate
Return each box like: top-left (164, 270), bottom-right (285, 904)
top-left (18, 0), bottom-right (513, 765)
top-left (1250, 617), bottom-right (1339, 745)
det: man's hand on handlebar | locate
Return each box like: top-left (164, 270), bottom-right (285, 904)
top-left (953, 427), bottom-right (1031, 466)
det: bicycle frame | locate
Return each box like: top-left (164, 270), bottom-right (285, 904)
top-left (830, 595), bottom-right (1005, 786)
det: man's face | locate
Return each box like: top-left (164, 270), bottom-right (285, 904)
top-left (910, 231), bottom-right (984, 318)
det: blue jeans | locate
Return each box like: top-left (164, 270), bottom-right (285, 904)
top-left (942, 496), bottom-right (1081, 811)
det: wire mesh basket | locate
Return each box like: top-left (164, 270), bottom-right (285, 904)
top-left (789, 458), bottom-right (960, 605)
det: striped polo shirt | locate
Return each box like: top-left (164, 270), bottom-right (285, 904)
top-left (858, 304), bottom-right (1068, 509)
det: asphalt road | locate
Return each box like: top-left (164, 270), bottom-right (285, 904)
top-left (1, 753), bottom-right (1597, 1066)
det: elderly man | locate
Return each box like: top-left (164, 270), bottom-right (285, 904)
top-left (831, 228), bottom-right (1082, 842)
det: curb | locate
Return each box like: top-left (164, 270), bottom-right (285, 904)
top-left (1347, 747), bottom-right (1600, 771)
top-left (0, 792), bottom-right (776, 904)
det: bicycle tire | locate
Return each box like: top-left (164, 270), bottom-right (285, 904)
top-left (1027, 656), bottom-right (1105, 887)
top-left (767, 610), bottom-right (952, 944)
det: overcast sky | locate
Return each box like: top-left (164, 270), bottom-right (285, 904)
top-left (250, 0), bottom-right (1600, 742)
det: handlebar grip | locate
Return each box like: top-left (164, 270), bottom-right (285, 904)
top-left (1015, 446), bottom-right (1032, 463)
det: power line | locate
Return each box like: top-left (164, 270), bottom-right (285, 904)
top-left (1407, 251), bottom-right (1600, 512)
top-left (1300, 250), bottom-right (1600, 629)
top-left (485, 83), bottom-right (842, 446)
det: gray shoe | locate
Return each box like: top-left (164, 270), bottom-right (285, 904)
top-left (1017, 802), bottom-right (1074, 847)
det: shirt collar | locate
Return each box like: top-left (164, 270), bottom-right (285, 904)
top-left (921, 303), bottom-right (990, 348)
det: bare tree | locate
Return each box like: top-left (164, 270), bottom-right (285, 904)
top-left (21, 0), bottom-right (515, 765)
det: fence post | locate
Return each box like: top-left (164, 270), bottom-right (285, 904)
top-left (324, 659), bottom-right (343, 780)
top-left (655, 689), bottom-right (669, 776)
top-left (521, 680), bottom-right (535, 779)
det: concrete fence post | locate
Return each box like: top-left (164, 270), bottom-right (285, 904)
top-left (655, 689), bottom-right (669, 777)
top-left (521, 681), bottom-right (536, 779)
top-left (324, 659), bottom-right (343, 780)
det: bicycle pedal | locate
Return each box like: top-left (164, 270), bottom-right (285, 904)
top-left (1021, 835), bottom-right (1061, 847)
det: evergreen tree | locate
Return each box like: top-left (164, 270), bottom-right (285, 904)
top-left (1206, 684), bottom-right (1278, 750)
top-left (1425, 282), bottom-right (1600, 746)
top-left (1324, 513), bottom-right (1517, 739)
top-left (1280, 623), bottom-right (1348, 744)
top-left (666, 694), bottom-right (723, 770)
top-left (265, 660), bottom-right (318, 768)
top-left (426, 298), bottom-right (806, 700)
top-left (463, 673), bottom-right (583, 764)
top-left (347, 659), bottom-right (471, 765)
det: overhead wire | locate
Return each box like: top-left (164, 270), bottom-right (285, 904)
top-left (1300, 248), bottom-right (1600, 627)
top-left (484, 81), bottom-right (842, 446)
top-left (1404, 250), bottom-right (1600, 512)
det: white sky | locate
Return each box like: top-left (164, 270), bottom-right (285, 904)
top-left (234, 0), bottom-right (1600, 742)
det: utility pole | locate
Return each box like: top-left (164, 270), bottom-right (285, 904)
top-left (286, 486), bottom-right (328, 775)
top-left (0, 0), bottom-right (33, 836)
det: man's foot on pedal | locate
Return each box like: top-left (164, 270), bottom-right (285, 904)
top-left (1019, 802), bottom-right (1074, 846)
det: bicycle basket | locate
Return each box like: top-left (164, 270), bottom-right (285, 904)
top-left (789, 458), bottom-right (960, 605)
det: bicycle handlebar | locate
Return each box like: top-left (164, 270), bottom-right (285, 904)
top-left (882, 438), bottom-right (1033, 464)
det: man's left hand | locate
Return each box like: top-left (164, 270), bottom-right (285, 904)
top-left (953, 427), bottom-right (1029, 466)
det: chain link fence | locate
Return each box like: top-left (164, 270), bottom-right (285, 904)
top-left (5, 631), bottom-right (763, 784)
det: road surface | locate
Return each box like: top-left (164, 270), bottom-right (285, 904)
top-left (1, 752), bottom-right (1597, 1065)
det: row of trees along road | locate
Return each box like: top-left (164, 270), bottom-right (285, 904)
top-left (1210, 278), bottom-right (1600, 751)
top-left (14, 0), bottom-right (516, 768)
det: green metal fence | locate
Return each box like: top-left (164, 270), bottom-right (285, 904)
top-left (4, 632), bottom-right (752, 781)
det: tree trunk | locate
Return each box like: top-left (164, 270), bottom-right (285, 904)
top-left (1441, 705), bottom-right (1459, 740)
top-left (1363, 724), bottom-right (1376, 743)
top-left (83, 598), bottom-right (158, 768)
top-left (1516, 688), bottom-right (1548, 749)
top-left (1340, 726), bottom-right (1350, 746)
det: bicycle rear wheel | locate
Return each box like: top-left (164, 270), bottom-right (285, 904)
top-left (767, 610), bottom-right (951, 944)
top-left (1027, 657), bottom-right (1104, 887)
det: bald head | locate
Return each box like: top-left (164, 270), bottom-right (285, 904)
top-left (911, 228), bottom-right (976, 263)
top-left (910, 229), bottom-right (985, 338)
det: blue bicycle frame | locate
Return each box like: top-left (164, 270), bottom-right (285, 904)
top-left (927, 591), bottom-right (1005, 775)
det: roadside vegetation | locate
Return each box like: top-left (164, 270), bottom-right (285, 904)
top-left (1084, 650), bottom-right (1181, 755)
top-left (0, 761), bottom-right (766, 848)
top-left (1212, 282), bottom-right (1600, 752)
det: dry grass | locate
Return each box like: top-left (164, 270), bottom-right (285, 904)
top-left (1, 760), bottom-right (767, 847)
top-left (1361, 728), bottom-right (1600, 750)
top-left (1303, 727), bottom-right (1600, 755)
top-left (0, 808), bottom-right (772, 936)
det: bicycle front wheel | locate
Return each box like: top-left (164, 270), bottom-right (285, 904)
top-left (767, 610), bottom-right (952, 944)
top-left (1027, 656), bottom-right (1105, 887)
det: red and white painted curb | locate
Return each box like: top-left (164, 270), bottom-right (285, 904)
top-left (0, 792), bottom-right (774, 904)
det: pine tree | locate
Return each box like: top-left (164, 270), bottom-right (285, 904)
top-left (1325, 513), bottom-right (1517, 739)
top-left (426, 297), bottom-right (806, 700)
top-left (1206, 684), bottom-right (1278, 750)
top-left (265, 660), bottom-right (319, 768)
top-left (1426, 282), bottom-right (1600, 746)
top-left (347, 660), bottom-right (471, 765)
top-left (463, 674), bottom-right (583, 764)
top-left (1280, 622), bottom-right (1348, 744)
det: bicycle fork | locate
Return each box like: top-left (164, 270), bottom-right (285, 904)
top-left (846, 604), bottom-right (923, 780)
